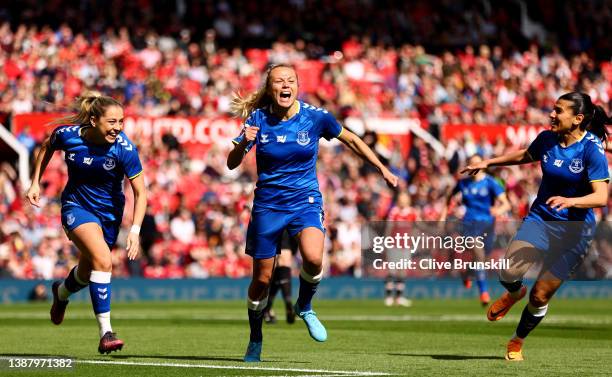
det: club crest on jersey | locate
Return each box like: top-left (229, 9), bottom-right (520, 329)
top-left (66, 213), bottom-right (75, 226)
top-left (568, 158), bottom-right (584, 174)
top-left (297, 130), bottom-right (310, 146)
top-left (103, 157), bottom-right (116, 171)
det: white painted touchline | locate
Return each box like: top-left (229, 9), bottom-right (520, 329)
top-left (75, 359), bottom-right (391, 376)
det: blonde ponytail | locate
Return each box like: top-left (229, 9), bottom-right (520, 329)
top-left (230, 89), bottom-right (271, 120)
top-left (51, 91), bottom-right (122, 126)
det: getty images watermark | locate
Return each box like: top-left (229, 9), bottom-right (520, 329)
top-left (360, 221), bottom-right (612, 280)
top-left (369, 230), bottom-right (510, 271)
top-left (361, 221), bottom-right (511, 276)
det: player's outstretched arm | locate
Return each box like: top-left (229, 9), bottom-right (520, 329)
top-left (337, 129), bottom-right (398, 187)
top-left (126, 173), bottom-right (147, 260)
top-left (227, 126), bottom-right (259, 170)
top-left (460, 149), bottom-right (533, 175)
top-left (25, 136), bottom-right (56, 207)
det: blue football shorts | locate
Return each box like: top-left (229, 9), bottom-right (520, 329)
top-left (61, 204), bottom-right (121, 249)
top-left (512, 215), bottom-right (594, 280)
top-left (245, 205), bottom-right (324, 259)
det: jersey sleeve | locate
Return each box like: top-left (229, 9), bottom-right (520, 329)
top-left (319, 111), bottom-right (343, 141)
top-left (526, 131), bottom-right (551, 161)
top-left (120, 143), bottom-right (143, 180)
top-left (49, 126), bottom-right (70, 151)
top-left (232, 113), bottom-right (257, 153)
top-left (585, 141), bottom-right (610, 182)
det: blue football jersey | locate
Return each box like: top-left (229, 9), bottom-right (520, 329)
top-left (526, 130), bottom-right (609, 222)
top-left (453, 175), bottom-right (504, 221)
top-left (232, 101), bottom-right (343, 210)
top-left (50, 125), bottom-right (143, 222)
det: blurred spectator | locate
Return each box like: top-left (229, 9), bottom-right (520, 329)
top-left (170, 209), bottom-right (196, 244)
top-left (28, 283), bottom-right (49, 301)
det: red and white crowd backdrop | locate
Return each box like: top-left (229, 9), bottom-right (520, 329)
top-left (15, 113), bottom-right (605, 158)
top-left (11, 113), bottom-right (417, 158)
top-left (441, 124), bottom-right (549, 146)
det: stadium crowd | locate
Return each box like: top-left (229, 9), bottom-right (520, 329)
top-left (1, 1), bottom-right (611, 124)
top-left (0, 0), bottom-right (611, 280)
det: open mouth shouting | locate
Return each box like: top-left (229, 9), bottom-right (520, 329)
top-left (278, 90), bottom-right (293, 107)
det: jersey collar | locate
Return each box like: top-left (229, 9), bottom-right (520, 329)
top-left (268, 101), bottom-right (301, 121)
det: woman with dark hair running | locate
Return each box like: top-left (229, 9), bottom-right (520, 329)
top-left (462, 92), bottom-right (609, 360)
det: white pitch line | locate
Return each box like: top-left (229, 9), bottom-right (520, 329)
top-left (204, 375), bottom-right (364, 377)
top-left (1, 312), bottom-right (611, 325)
top-left (213, 375), bottom-right (358, 377)
top-left (75, 359), bottom-right (390, 376)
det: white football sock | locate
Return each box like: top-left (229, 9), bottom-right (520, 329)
top-left (96, 312), bottom-right (113, 338)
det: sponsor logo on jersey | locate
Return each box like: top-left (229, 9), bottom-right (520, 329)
top-left (277, 135), bottom-right (287, 143)
top-left (297, 130), bottom-right (310, 146)
top-left (103, 157), bottom-right (116, 171)
top-left (83, 157), bottom-right (93, 165)
top-left (553, 159), bottom-right (563, 167)
top-left (568, 158), bottom-right (584, 174)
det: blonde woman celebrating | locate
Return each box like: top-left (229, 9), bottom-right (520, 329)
top-left (228, 64), bottom-right (398, 362)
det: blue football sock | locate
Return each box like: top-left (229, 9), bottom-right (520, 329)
top-left (89, 270), bottom-right (111, 315)
top-left (89, 270), bottom-right (113, 337)
top-left (475, 269), bottom-right (488, 294)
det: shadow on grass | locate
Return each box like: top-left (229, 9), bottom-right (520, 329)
top-left (389, 353), bottom-right (502, 360)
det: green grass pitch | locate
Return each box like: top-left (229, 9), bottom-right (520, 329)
top-left (0, 299), bottom-right (610, 376)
